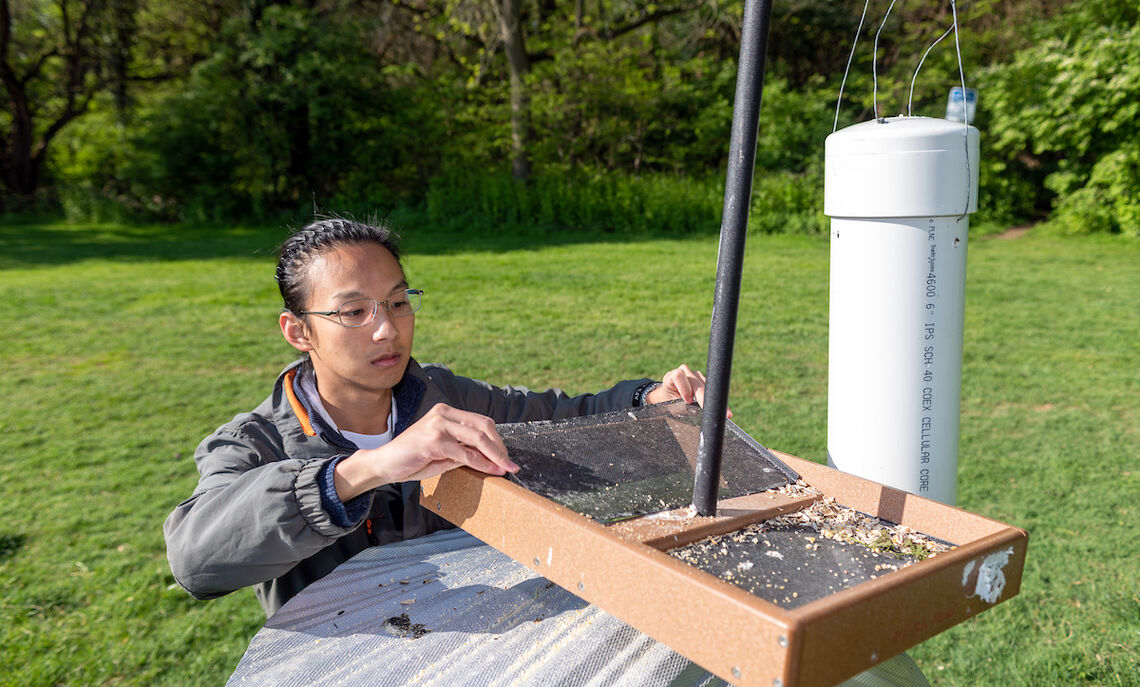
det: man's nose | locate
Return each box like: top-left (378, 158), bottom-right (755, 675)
top-left (370, 306), bottom-right (398, 340)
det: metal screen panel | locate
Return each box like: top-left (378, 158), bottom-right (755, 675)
top-left (499, 401), bottom-right (798, 522)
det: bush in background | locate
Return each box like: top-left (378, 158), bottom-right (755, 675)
top-left (978, 5), bottom-right (1140, 236)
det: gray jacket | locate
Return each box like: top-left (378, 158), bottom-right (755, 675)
top-left (164, 358), bottom-right (649, 616)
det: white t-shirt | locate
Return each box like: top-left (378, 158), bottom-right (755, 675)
top-left (298, 366), bottom-right (397, 450)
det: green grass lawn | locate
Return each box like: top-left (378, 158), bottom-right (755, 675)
top-left (0, 222), bottom-right (1136, 686)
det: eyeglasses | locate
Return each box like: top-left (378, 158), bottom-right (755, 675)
top-left (297, 289), bottom-right (423, 328)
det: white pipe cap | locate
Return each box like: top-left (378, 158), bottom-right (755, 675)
top-left (825, 116), bottom-right (979, 218)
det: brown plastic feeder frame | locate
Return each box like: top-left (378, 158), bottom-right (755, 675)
top-left (421, 452), bottom-right (1028, 687)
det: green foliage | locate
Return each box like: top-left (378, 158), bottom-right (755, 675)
top-left (754, 77), bottom-right (834, 174)
top-left (527, 44), bottom-right (737, 173)
top-left (747, 167), bottom-right (827, 235)
top-left (974, 141), bottom-right (1043, 229)
top-left (12, 0), bottom-right (1139, 236)
top-left (978, 16), bottom-right (1140, 235)
top-left (65, 2), bottom-right (448, 223)
top-left (0, 0), bottom-right (216, 206)
top-left (50, 104), bottom-right (134, 222)
top-left (422, 164), bottom-right (824, 237)
top-left (424, 167), bottom-right (723, 235)
top-left (814, 0), bottom-right (1140, 235)
top-left (421, 56), bottom-right (831, 236)
top-left (1048, 144), bottom-right (1140, 238)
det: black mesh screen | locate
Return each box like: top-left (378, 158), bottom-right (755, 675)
top-left (498, 401), bottom-right (798, 522)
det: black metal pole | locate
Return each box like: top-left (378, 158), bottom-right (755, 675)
top-left (693, 0), bottom-right (774, 517)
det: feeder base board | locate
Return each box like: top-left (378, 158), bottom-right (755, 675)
top-left (420, 451), bottom-right (1027, 687)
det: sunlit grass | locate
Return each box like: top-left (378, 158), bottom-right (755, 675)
top-left (0, 222), bottom-right (1136, 685)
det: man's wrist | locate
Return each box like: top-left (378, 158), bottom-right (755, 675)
top-left (332, 450), bottom-right (388, 502)
top-left (319, 455), bottom-right (371, 527)
top-left (633, 381), bottom-right (662, 407)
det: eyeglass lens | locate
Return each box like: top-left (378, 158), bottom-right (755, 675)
top-left (337, 291), bottom-right (420, 327)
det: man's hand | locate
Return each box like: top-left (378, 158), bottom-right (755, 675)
top-left (333, 404), bottom-right (517, 502)
top-left (646, 364), bottom-right (733, 418)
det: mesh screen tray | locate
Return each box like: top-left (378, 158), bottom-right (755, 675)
top-left (497, 400), bottom-right (799, 522)
top-left (422, 449), bottom-right (1028, 687)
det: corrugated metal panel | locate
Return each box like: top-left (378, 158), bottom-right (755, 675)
top-left (227, 529), bottom-right (724, 686)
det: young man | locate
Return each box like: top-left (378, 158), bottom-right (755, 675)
top-left (165, 218), bottom-right (712, 616)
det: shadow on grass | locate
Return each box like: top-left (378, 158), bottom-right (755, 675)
top-left (0, 221), bottom-right (692, 269)
top-left (0, 533), bottom-right (27, 563)
top-left (0, 224), bottom-right (285, 268)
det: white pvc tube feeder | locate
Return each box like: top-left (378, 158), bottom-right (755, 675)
top-left (825, 116), bottom-right (979, 505)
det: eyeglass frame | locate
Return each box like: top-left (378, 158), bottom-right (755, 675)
top-left (295, 289), bottom-right (424, 328)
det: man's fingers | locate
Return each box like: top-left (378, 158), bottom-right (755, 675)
top-left (453, 439), bottom-right (519, 475)
top-left (453, 444), bottom-right (503, 474)
top-left (433, 406), bottom-right (517, 474)
top-left (671, 364), bottom-right (699, 403)
top-left (661, 366), bottom-right (729, 418)
top-left (662, 368), bottom-right (681, 401)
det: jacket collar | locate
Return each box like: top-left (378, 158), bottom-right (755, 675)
top-left (278, 358), bottom-right (426, 450)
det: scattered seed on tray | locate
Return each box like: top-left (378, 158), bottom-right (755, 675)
top-left (667, 483), bottom-right (955, 608)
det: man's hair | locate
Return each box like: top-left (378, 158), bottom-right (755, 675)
top-left (275, 216), bottom-right (403, 315)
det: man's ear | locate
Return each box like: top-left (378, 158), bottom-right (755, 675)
top-left (280, 312), bottom-right (314, 353)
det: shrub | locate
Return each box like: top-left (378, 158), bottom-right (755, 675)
top-left (978, 20), bottom-right (1140, 234)
top-left (1046, 144), bottom-right (1140, 237)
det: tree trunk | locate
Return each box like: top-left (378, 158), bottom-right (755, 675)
top-left (0, 0), bottom-right (38, 199)
top-left (499, 0), bottom-right (532, 181)
top-left (1, 0), bottom-right (110, 202)
top-left (4, 108), bottom-right (36, 197)
top-left (284, 100), bottom-right (313, 202)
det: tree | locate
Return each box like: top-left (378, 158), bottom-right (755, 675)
top-left (1, 0), bottom-right (118, 205)
top-left (0, 0), bottom-right (214, 208)
top-left (392, 0), bottom-right (708, 182)
top-left (498, 0), bottom-right (531, 179)
top-left (112, 0), bottom-right (444, 220)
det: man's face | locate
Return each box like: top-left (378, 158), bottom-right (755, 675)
top-left (291, 242), bottom-right (415, 400)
